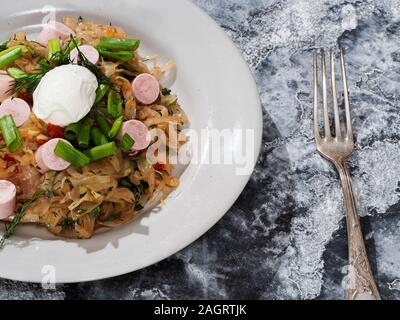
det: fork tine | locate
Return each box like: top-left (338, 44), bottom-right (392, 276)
top-left (330, 48), bottom-right (341, 138)
top-left (321, 49), bottom-right (331, 138)
top-left (340, 49), bottom-right (352, 138)
top-left (313, 50), bottom-right (320, 140)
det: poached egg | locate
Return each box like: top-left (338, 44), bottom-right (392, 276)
top-left (33, 65), bottom-right (98, 127)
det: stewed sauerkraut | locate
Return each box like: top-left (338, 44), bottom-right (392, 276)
top-left (0, 16), bottom-right (188, 240)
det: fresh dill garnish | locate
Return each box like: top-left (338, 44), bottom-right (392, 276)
top-left (90, 205), bottom-right (102, 218)
top-left (49, 49), bottom-right (72, 65)
top-left (71, 37), bottom-right (114, 88)
top-left (0, 191), bottom-right (47, 249)
top-left (104, 212), bottom-right (121, 222)
top-left (58, 217), bottom-right (76, 230)
top-left (11, 72), bottom-right (44, 94)
top-left (119, 178), bottom-right (147, 198)
top-left (10, 37), bottom-right (112, 94)
top-left (118, 178), bottom-right (146, 211)
top-left (162, 88), bottom-right (171, 96)
top-left (10, 58), bottom-right (52, 94)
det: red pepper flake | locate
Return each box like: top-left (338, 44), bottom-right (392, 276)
top-left (37, 138), bottom-right (47, 145)
top-left (36, 134), bottom-right (49, 145)
top-left (47, 123), bottom-right (65, 139)
top-left (3, 154), bottom-right (17, 167)
top-left (153, 163), bottom-right (166, 171)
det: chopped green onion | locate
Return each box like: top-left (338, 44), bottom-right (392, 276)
top-left (0, 45), bottom-right (27, 57)
top-left (108, 116), bottom-right (124, 140)
top-left (77, 119), bottom-right (92, 149)
top-left (121, 133), bottom-right (135, 153)
top-left (96, 101), bottom-right (107, 110)
top-left (98, 37), bottom-right (140, 51)
top-left (64, 122), bottom-right (82, 141)
top-left (7, 67), bottom-right (27, 80)
top-left (107, 91), bottom-right (123, 118)
top-left (85, 142), bottom-right (117, 161)
top-left (0, 115), bottom-right (23, 153)
top-left (90, 127), bottom-right (109, 146)
top-left (54, 140), bottom-right (91, 167)
top-left (95, 84), bottom-right (108, 104)
top-left (96, 115), bottom-right (111, 136)
top-left (98, 47), bottom-right (133, 62)
top-left (48, 39), bottom-right (61, 60)
top-left (0, 47), bottom-right (22, 69)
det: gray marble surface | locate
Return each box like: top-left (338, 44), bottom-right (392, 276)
top-left (1, 0), bottom-right (400, 300)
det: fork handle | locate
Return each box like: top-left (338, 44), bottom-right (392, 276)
top-left (336, 161), bottom-right (381, 300)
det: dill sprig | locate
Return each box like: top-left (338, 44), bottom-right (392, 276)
top-left (10, 37), bottom-right (112, 94)
top-left (49, 50), bottom-right (72, 66)
top-left (0, 191), bottom-right (47, 249)
top-left (11, 62), bottom-right (50, 94)
top-left (57, 217), bottom-right (76, 230)
top-left (12, 73), bottom-right (44, 94)
top-left (71, 37), bottom-right (113, 88)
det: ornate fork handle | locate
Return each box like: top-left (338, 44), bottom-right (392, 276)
top-left (335, 161), bottom-right (381, 300)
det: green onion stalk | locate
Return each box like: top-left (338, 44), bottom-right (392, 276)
top-left (64, 122), bottom-right (82, 141)
top-left (95, 84), bottom-right (109, 104)
top-left (0, 47), bottom-right (23, 69)
top-left (7, 67), bottom-right (28, 80)
top-left (54, 140), bottom-right (91, 167)
top-left (97, 48), bottom-right (133, 62)
top-left (96, 115), bottom-right (111, 136)
top-left (108, 116), bottom-right (124, 140)
top-left (107, 91), bottom-right (123, 118)
top-left (98, 37), bottom-right (140, 51)
top-left (90, 127), bottom-right (109, 146)
top-left (48, 39), bottom-right (61, 60)
top-left (0, 115), bottom-right (23, 152)
top-left (77, 119), bottom-right (93, 149)
top-left (85, 141), bottom-right (117, 161)
top-left (121, 133), bottom-right (135, 153)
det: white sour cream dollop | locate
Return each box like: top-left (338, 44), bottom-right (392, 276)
top-left (33, 65), bottom-right (98, 127)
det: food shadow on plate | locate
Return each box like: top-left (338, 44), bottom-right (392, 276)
top-left (1, 162), bottom-right (190, 254)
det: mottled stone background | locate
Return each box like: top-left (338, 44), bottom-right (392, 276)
top-left (1, 0), bottom-right (400, 300)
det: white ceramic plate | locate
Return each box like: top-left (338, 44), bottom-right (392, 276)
top-left (0, 0), bottom-right (262, 283)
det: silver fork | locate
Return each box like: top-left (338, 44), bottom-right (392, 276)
top-left (313, 48), bottom-right (381, 300)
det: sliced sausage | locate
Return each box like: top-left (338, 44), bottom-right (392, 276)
top-left (117, 120), bottom-right (150, 151)
top-left (132, 73), bottom-right (160, 105)
top-left (36, 21), bottom-right (75, 47)
top-left (0, 71), bottom-right (13, 102)
top-left (0, 180), bottom-right (16, 219)
top-left (70, 45), bottom-right (100, 65)
top-left (35, 138), bottom-right (71, 172)
top-left (0, 98), bottom-right (31, 127)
